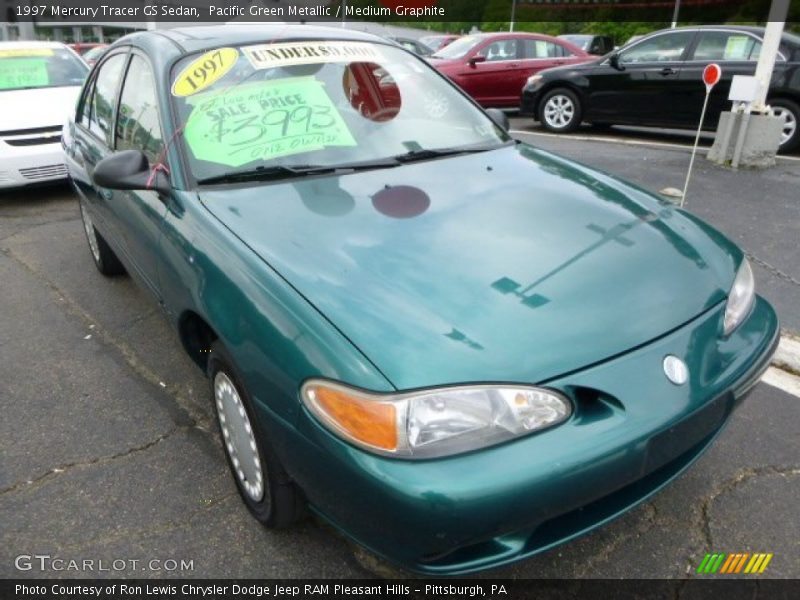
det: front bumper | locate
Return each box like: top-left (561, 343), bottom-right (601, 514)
top-left (268, 295), bottom-right (778, 575)
top-left (520, 84), bottom-right (544, 117)
top-left (0, 141), bottom-right (68, 189)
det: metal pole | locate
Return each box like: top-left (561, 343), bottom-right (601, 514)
top-left (341, 0), bottom-right (347, 27)
top-left (671, 0), bottom-right (681, 28)
top-left (510, 0), bottom-right (516, 32)
top-left (680, 90), bottom-right (711, 208)
top-left (751, 0), bottom-right (789, 113)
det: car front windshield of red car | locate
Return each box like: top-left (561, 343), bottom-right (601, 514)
top-left (0, 47), bottom-right (88, 92)
top-left (170, 40), bottom-right (510, 183)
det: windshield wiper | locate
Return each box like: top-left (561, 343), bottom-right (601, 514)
top-left (392, 143), bottom-right (506, 164)
top-left (196, 158), bottom-right (400, 186)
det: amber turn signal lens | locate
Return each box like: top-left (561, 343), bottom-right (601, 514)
top-left (312, 386), bottom-right (398, 451)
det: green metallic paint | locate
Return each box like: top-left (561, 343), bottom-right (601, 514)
top-left (200, 142), bottom-right (742, 390)
top-left (277, 297), bottom-right (778, 574)
top-left (62, 26), bottom-right (780, 576)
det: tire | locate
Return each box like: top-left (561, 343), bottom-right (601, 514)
top-left (771, 98), bottom-right (800, 153)
top-left (78, 201), bottom-right (125, 276)
top-left (538, 88), bottom-right (582, 133)
top-left (207, 340), bottom-right (303, 528)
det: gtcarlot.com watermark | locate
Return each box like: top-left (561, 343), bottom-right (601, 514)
top-left (14, 554), bottom-right (194, 573)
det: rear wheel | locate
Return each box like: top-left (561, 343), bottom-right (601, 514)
top-left (79, 201), bottom-right (125, 276)
top-left (208, 341), bottom-right (303, 528)
top-left (771, 98), bottom-right (799, 152)
top-left (539, 88), bottom-right (582, 133)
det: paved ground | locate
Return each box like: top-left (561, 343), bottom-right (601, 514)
top-left (1, 127), bottom-right (799, 579)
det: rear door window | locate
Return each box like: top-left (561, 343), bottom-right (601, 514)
top-left (89, 53), bottom-right (127, 145)
top-left (115, 54), bottom-right (164, 164)
top-left (691, 31), bottom-right (763, 61)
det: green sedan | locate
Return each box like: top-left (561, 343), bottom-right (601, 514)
top-left (62, 25), bottom-right (778, 575)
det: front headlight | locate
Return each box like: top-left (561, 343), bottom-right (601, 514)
top-left (526, 74), bottom-right (543, 86)
top-left (723, 259), bottom-right (755, 336)
top-left (301, 381), bottom-right (572, 459)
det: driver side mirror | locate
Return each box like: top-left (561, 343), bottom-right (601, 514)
top-left (469, 55), bottom-right (487, 67)
top-left (92, 149), bottom-right (170, 195)
top-left (609, 53), bottom-right (625, 71)
top-left (485, 108), bottom-right (509, 132)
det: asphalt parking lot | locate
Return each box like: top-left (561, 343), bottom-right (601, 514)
top-left (1, 126), bottom-right (799, 579)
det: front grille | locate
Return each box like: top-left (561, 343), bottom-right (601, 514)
top-left (19, 163), bottom-right (68, 180)
top-left (5, 136), bottom-right (62, 147)
top-left (1, 125), bottom-right (63, 147)
top-left (0, 125), bottom-right (62, 136)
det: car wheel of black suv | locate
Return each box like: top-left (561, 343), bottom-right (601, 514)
top-left (772, 98), bottom-right (799, 152)
top-left (208, 340), bottom-right (304, 528)
top-left (539, 88), bottom-right (582, 133)
top-left (78, 201), bottom-right (125, 276)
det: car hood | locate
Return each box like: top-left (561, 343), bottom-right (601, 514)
top-left (200, 144), bottom-right (738, 390)
top-left (0, 86), bottom-right (81, 131)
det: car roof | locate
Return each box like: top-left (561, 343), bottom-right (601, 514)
top-left (637, 24), bottom-right (799, 48)
top-left (147, 24), bottom-right (387, 54)
top-left (0, 41), bottom-right (71, 50)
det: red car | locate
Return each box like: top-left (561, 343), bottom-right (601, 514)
top-left (428, 32), bottom-right (591, 108)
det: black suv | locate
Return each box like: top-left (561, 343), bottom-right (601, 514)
top-left (522, 26), bottom-right (800, 151)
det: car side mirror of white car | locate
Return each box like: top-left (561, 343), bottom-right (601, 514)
top-left (92, 149), bottom-right (170, 196)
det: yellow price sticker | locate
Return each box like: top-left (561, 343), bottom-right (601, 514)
top-left (172, 47), bottom-right (239, 97)
top-left (0, 48), bottom-right (54, 58)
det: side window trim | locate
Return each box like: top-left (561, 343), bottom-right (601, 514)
top-left (76, 72), bottom-right (97, 126)
top-left (75, 48), bottom-right (131, 148)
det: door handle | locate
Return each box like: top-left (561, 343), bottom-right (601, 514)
top-left (508, 63), bottom-right (520, 68)
top-left (660, 67), bottom-right (677, 76)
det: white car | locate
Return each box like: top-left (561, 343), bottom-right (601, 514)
top-left (0, 41), bottom-right (88, 188)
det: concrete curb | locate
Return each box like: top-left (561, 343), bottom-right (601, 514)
top-left (772, 332), bottom-right (800, 377)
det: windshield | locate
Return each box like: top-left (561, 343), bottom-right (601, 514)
top-left (431, 36), bottom-right (483, 59)
top-left (420, 36), bottom-right (453, 52)
top-left (171, 41), bottom-right (509, 183)
top-left (560, 35), bottom-right (591, 51)
top-left (0, 47), bottom-right (88, 91)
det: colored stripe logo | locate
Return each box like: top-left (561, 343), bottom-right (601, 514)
top-left (697, 553), bottom-right (773, 574)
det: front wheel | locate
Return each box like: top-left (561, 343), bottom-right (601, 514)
top-left (208, 341), bottom-right (303, 528)
top-left (78, 201), bottom-right (125, 276)
top-left (771, 98), bottom-right (799, 152)
top-left (538, 88), bottom-right (582, 133)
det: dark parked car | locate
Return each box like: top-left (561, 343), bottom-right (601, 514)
top-left (388, 36), bottom-right (433, 56)
top-left (558, 34), bottom-right (615, 56)
top-left (429, 32), bottom-right (591, 108)
top-left (522, 26), bottom-right (800, 151)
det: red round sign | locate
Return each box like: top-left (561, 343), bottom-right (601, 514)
top-left (703, 63), bottom-right (721, 89)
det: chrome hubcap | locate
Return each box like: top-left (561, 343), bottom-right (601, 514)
top-left (79, 203), bottom-right (101, 263)
top-left (773, 106), bottom-right (797, 146)
top-left (214, 372), bottom-right (264, 502)
top-left (544, 95), bottom-right (575, 129)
